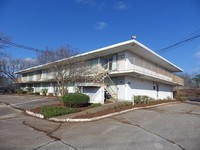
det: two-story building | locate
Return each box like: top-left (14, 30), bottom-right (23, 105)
top-left (15, 39), bottom-right (184, 104)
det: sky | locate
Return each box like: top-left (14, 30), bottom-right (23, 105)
top-left (0, 0), bottom-right (200, 74)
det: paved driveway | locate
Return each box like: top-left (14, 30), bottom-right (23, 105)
top-left (0, 94), bottom-right (60, 111)
top-left (0, 95), bottom-right (200, 150)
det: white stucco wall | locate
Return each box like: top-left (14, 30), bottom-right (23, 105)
top-left (158, 84), bottom-right (173, 99)
top-left (116, 76), bottom-right (173, 101)
top-left (117, 77), bottom-right (126, 101)
top-left (82, 87), bottom-right (104, 104)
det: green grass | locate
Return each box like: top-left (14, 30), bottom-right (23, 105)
top-left (88, 103), bottom-right (102, 108)
top-left (40, 106), bottom-right (80, 119)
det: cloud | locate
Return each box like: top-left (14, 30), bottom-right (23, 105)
top-left (195, 51), bottom-right (200, 58)
top-left (95, 22), bottom-right (108, 30)
top-left (76, 0), bottom-right (96, 6)
top-left (114, 1), bottom-right (127, 10)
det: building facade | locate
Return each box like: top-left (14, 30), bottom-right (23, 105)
top-left (16, 40), bottom-right (184, 104)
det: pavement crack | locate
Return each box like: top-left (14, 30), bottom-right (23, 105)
top-left (111, 117), bottom-right (186, 150)
top-left (47, 123), bottom-right (62, 136)
top-left (60, 140), bottom-right (78, 150)
top-left (46, 123), bottom-right (62, 140)
top-left (23, 121), bottom-right (78, 149)
top-left (0, 101), bottom-right (24, 112)
top-left (23, 121), bottom-right (61, 140)
top-left (30, 140), bottom-right (57, 150)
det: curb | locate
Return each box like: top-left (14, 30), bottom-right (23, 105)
top-left (26, 101), bottom-right (180, 122)
top-left (26, 110), bottom-right (44, 119)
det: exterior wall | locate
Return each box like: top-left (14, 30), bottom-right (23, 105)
top-left (18, 50), bottom-right (179, 102)
top-left (126, 76), bottom-right (157, 99)
top-left (158, 84), bottom-right (173, 99)
top-left (82, 87), bottom-right (104, 104)
top-left (122, 76), bottom-right (173, 100)
top-left (116, 77), bottom-right (126, 101)
top-left (114, 51), bottom-right (183, 85)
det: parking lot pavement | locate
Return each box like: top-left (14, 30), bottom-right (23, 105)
top-left (53, 101), bottom-right (200, 150)
top-left (0, 95), bottom-right (200, 150)
top-left (0, 94), bottom-right (60, 110)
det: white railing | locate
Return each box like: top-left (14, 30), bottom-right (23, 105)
top-left (109, 57), bottom-right (184, 85)
top-left (17, 58), bottom-right (184, 86)
top-left (18, 74), bottom-right (47, 83)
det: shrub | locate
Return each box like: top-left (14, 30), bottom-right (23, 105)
top-left (166, 96), bottom-right (171, 100)
top-left (141, 95), bottom-right (149, 103)
top-left (62, 93), bottom-right (90, 107)
top-left (22, 91), bottom-right (27, 94)
top-left (42, 89), bottom-right (48, 96)
top-left (122, 101), bottom-right (131, 106)
top-left (16, 89), bottom-right (23, 94)
top-left (133, 95), bottom-right (142, 104)
top-left (26, 87), bottom-right (34, 94)
top-left (133, 95), bottom-right (154, 104)
top-left (178, 96), bottom-right (187, 102)
top-left (40, 106), bottom-right (79, 119)
top-left (34, 92), bottom-right (40, 95)
top-left (88, 103), bottom-right (102, 108)
top-left (48, 93), bottom-right (54, 96)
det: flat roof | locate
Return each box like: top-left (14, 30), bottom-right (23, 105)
top-left (15, 39), bottom-right (183, 74)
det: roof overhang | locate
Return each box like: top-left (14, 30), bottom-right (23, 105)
top-left (15, 39), bottom-right (183, 74)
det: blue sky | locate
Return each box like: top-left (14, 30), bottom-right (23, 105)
top-left (0, 0), bottom-right (200, 74)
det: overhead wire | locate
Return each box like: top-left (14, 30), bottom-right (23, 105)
top-left (1, 29), bottom-right (200, 55)
top-left (156, 28), bottom-right (200, 54)
top-left (0, 38), bottom-right (44, 53)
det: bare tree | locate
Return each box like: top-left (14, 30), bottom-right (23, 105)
top-left (38, 46), bottom-right (108, 96)
top-left (37, 46), bottom-right (79, 65)
top-left (177, 72), bottom-right (194, 87)
top-left (36, 46), bottom-right (83, 96)
top-left (45, 57), bottom-right (87, 96)
top-left (193, 73), bottom-right (200, 87)
top-left (0, 54), bottom-right (37, 88)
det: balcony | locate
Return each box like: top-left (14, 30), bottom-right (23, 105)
top-left (17, 74), bottom-right (54, 83)
top-left (106, 57), bottom-right (184, 86)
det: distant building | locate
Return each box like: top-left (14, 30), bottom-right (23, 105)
top-left (16, 40), bottom-right (184, 104)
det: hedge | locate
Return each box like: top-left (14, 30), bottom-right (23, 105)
top-left (62, 93), bottom-right (90, 107)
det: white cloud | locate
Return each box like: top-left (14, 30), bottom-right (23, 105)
top-left (95, 22), bottom-right (108, 30)
top-left (195, 51), bottom-right (200, 58)
top-left (114, 1), bottom-right (127, 10)
top-left (76, 0), bottom-right (96, 6)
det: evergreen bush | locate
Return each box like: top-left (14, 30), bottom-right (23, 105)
top-left (62, 93), bottom-right (90, 107)
top-left (16, 89), bottom-right (23, 94)
top-left (26, 87), bottom-right (34, 94)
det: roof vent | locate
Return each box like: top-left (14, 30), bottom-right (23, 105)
top-left (131, 35), bottom-right (136, 39)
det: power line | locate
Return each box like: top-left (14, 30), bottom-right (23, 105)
top-left (0, 38), bottom-right (44, 53)
top-left (157, 34), bottom-right (200, 54)
top-left (156, 29), bottom-right (200, 54)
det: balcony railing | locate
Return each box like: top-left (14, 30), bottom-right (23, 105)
top-left (17, 58), bottom-right (184, 86)
top-left (106, 57), bottom-right (184, 85)
top-left (17, 74), bottom-right (52, 83)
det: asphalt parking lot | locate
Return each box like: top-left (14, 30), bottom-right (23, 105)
top-left (0, 95), bottom-right (200, 150)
